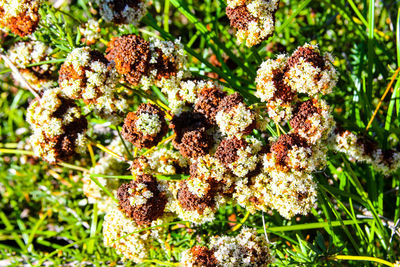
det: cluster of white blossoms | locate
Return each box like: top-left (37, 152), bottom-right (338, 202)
top-left (103, 208), bottom-right (173, 262)
top-left (256, 43), bottom-right (338, 123)
top-left (59, 47), bottom-right (128, 123)
top-left (181, 228), bottom-right (273, 266)
top-left (97, 0), bottom-right (147, 25)
top-left (78, 19), bottom-right (101, 45)
top-left (332, 129), bottom-right (400, 175)
top-left (142, 37), bottom-right (190, 91)
top-left (26, 88), bottom-right (88, 163)
top-left (226, 0), bottom-right (280, 47)
top-left (7, 41), bottom-right (57, 90)
top-left (0, 0), bottom-right (41, 36)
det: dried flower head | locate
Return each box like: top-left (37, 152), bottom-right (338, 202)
top-left (121, 103), bottom-right (168, 149)
top-left (285, 43), bottom-right (338, 96)
top-left (26, 88), bottom-right (88, 163)
top-left (170, 111), bottom-right (212, 159)
top-left (215, 136), bottom-right (262, 177)
top-left (0, 0), bottom-right (41, 36)
top-left (290, 98), bottom-right (335, 144)
top-left (167, 179), bottom-right (226, 224)
top-left (226, 0), bottom-right (279, 47)
top-left (7, 41), bottom-right (57, 90)
top-left (255, 54), bottom-right (297, 122)
top-left (98, 0), bottom-right (147, 25)
top-left (117, 174), bottom-right (167, 225)
top-left (106, 34), bottom-right (150, 86)
top-left (215, 93), bottom-right (255, 136)
top-left (180, 246), bottom-right (218, 267)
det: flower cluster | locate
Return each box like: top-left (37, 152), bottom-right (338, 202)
top-left (78, 19), bottom-right (101, 45)
top-left (26, 88), bottom-right (88, 163)
top-left (103, 208), bottom-right (173, 262)
top-left (7, 41), bottom-right (57, 90)
top-left (332, 129), bottom-right (400, 175)
top-left (181, 228), bottom-right (273, 266)
top-left (122, 103), bottom-right (168, 148)
top-left (226, 0), bottom-right (279, 47)
top-left (106, 34), bottom-right (189, 91)
top-left (0, 0), bottom-right (41, 36)
top-left (59, 47), bottom-right (127, 123)
top-left (255, 43), bottom-right (338, 122)
top-left (97, 0), bottom-right (147, 25)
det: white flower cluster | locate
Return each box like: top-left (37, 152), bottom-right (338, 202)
top-left (332, 129), bottom-right (400, 175)
top-left (141, 37), bottom-right (190, 92)
top-left (98, 0), bottom-right (147, 25)
top-left (227, 0), bottom-right (280, 47)
top-left (135, 112), bottom-right (162, 136)
top-left (79, 19), bottom-right (101, 45)
top-left (0, 0), bottom-right (41, 36)
top-left (168, 79), bottom-right (223, 115)
top-left (215, 102), bottom-right (255, 136)
top-left (181, 228), bottom-right (273, 266)
top-left (60, 47), bottom-right (128, 123)
top-left (131, 147), bottom-right (188, 176)
top-left (286, 44), bottom-right (338, 96)
top-left (26, 88), bottom-right (88, 163)
top-left (103, 208), bottom-right (173, 262)
top-left (7, 41), bottom-right (56, 90)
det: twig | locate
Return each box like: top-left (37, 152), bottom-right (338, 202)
top-left (0, 54), bottom-right (41, 100)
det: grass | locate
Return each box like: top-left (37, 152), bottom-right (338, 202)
top-left (0, 0), bottom-right (400, 266)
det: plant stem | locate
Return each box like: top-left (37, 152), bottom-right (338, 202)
top-left (328, 255), bottom-right (395, 267)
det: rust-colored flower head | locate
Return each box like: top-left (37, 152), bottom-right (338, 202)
top-left (177, 178), bottom-right (218, 214)
top-left (0, 0), bottom-right (41, 37)
top-left (121, 103), bottom-right (168, 149)
top-left (215, 136), bottom-right (248, 166)
top-left (170, 111), bottom-right (212, 159)
top-left (117, 174), bottom-right (167, 225)
top-left (194, 85), bottom-right (227, 124)
top-left (106, 34), bottom-right (151, 86)
top-left (181, 246), bottom-right (218, 267)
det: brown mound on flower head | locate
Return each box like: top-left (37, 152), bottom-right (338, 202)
top-left (290, 99), bottom-right (318, 131)
top-left (190, 246), bottom-right (218, 267)
top-left (106, 34), bottom-right (150, 85)
top-left (272, 69), bottom-right (296, 103)
top-left (271, 133), bottom-right (308, 166)
top-left (177, 179), bottom-right (218, 213)
top-left (215, 136), bottom-right (247, 166)
top-left (0, 5), bottom-right (40, 37)
top-left (149, 48), bottom-right (178, 81)
top-left (170, 111), bottom-right (211, 158)
top-left (217, 92), bottom-right (244, 113)
top-left (194, 86), bottom-right (227, 124)
top-left (52, 98), bottom-right (88, 161)
top-left (356, 135), bottom-right (378, 158)
top-left (226, 5), bottom-right (257, 31)
top-left (121, 103), bottom-right (168, 149)
top-left (117, 174), bottom-right (167, 225)
top-left (287, 46), bottom-right (325, 69)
